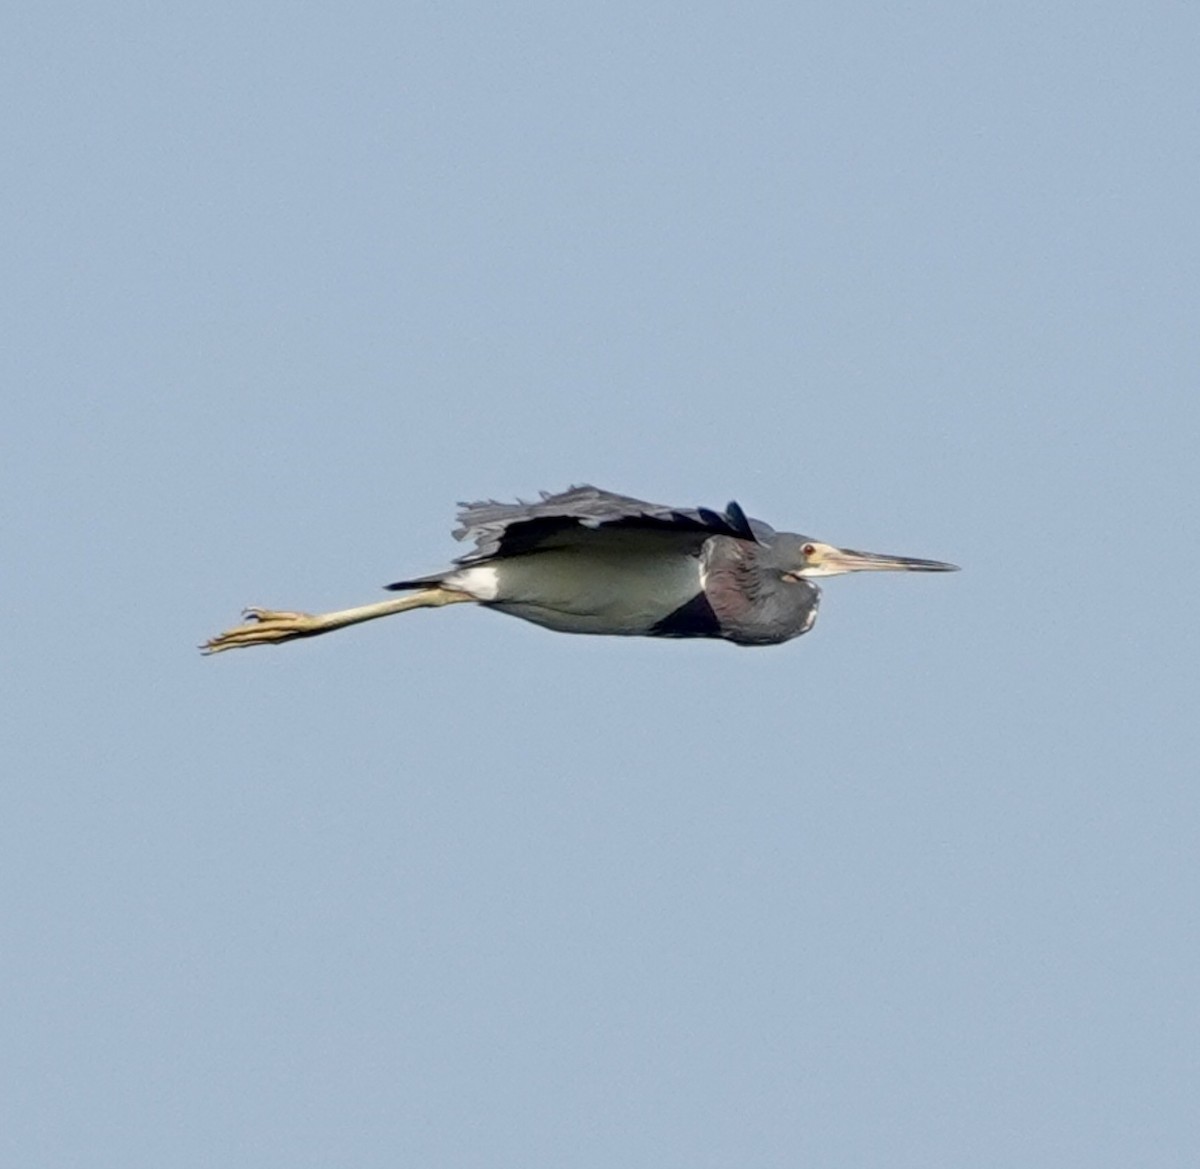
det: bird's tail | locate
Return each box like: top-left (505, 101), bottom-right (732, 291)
top-left (384, 571), bottom-right (449, 592)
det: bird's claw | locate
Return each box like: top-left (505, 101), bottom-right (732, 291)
top-left (201, 608), bottom-right (320, 654)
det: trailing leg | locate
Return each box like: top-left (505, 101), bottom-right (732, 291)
top-left (201, 586), bottom-right (473, 654)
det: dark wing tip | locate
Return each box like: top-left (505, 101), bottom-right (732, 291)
top-left (724, 501), bottom-right (756, 540)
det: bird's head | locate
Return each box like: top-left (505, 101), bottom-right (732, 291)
top-left (767, 533), bottom-right (960, 580)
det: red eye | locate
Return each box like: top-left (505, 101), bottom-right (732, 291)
top-left (802, 543), bottom-right (816, 556)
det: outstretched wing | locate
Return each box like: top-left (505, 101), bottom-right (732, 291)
top-left (451, 485), bottom-right (763, 565)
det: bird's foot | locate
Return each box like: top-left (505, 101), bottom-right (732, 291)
top-left (200, 608), bottom-right (323, 654)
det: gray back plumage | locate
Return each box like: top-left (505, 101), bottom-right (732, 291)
top-left (452, 485), bottom-right (762, 565)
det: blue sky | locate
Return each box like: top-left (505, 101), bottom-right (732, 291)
top-left (4, 4), bottom-right (1198, 1167)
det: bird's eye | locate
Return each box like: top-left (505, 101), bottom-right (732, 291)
top-left (802, 543), bottom-right (816, 557)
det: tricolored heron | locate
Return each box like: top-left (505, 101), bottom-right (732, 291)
top-left (202, 485), bottom-right (958, 653)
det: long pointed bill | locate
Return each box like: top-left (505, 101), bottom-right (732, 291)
top-left (822, 546), bottom-right (960, 574)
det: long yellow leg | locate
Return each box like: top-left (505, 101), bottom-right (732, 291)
top-left (200, 586), bottom-right (473, 654)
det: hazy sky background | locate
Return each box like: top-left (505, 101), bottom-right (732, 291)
top-left (4, 4), bottom-right (1198, 1167)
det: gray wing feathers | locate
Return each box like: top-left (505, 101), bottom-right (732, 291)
top-left (453, 485), bottom-right (761, 564)
top-left (452, 486), bottom-right (649, 539)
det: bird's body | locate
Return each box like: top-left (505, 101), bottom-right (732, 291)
top-left (440, 531), bottom-right (818, 644)
top-left (390, 487), bottom-right (814, 645)
top-left (202, 486), bottom-right (957, 654)
top-left (447, 542), bottom-right (725, 638)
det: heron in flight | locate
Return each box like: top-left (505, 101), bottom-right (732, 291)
top-left (202, 485), bottom-right (957, 654)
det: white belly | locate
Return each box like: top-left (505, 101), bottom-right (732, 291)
top-left (452, 547), bottom-right (703, 636)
